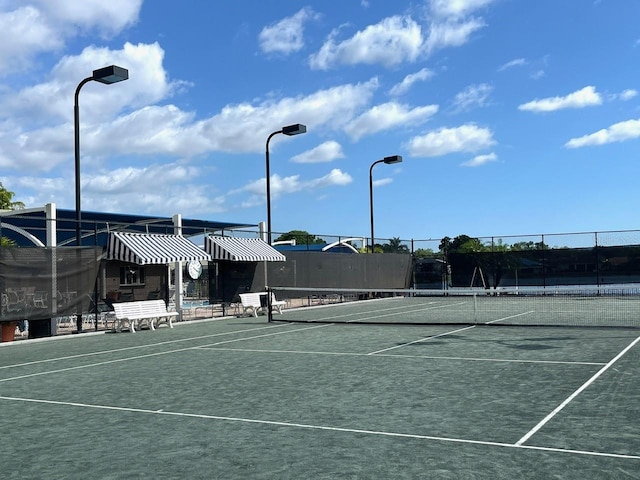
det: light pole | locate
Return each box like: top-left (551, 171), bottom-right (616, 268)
top-left (74, 65), bottom-right (128, 332)
top-left (265, 123), bottom-right (307, 244)
top-left (369, 155), bottom-right (402, 253)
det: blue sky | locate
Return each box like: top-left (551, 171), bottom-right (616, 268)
top-left (1, 0), bottom-right (639, 243)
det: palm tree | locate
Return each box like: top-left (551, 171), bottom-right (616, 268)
top-left (0, 182), bottom-right (24, 246)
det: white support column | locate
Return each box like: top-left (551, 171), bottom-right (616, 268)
top-left (172, 214), bottom-right (184, 321)
top-left (258, 221), bottom-right (267, 242)
top-left (45, 203), bottom-right (58, 334)
top-left (45, 203), bottom-right (57, 247)
top-left (258, 221), bottom-right (268, 288)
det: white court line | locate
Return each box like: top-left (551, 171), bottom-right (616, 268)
top-left (193, 323), bottom-right (332, 349)
top-left (202, 346), bottom-right (607, 366)
top-left (0, 394), bottom-right (637, 460)
top-left (485, 311), bottom-right (536, 324)
top-left (293, 301), bottom-right (469, 323)
top-left (366, 325), bottom-right (477, 355)
top-left (516, 334), bottom-right (640, 446)
top-left (0, 323), bottom-right (291, 371)
top-left (0, 324), bottom-right (332, 384)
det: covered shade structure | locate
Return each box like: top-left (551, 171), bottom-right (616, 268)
top-left (106, 232), bottom-right (211, 265)
top-left (205, 235), bottom-right (286, 262)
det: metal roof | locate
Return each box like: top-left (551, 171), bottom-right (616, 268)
top-left (106, 232), bottom-right (212, 265)
top-left (0, 206), bottom-right (255, 247)
top-left (205, 235), bottom-right (286, 262)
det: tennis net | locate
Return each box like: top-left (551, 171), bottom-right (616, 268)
top-left (267, 285), bottom-right (640, 328)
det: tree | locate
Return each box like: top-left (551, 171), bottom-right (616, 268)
top-left (413, 247), bottom-right (436, 258)
top-left (274, 230), bottom-right (325, 245)
top-left (440, 235), bottom-right (487, 254)
top-left (0, 183), bottom-right (24, 246)
top-left (439, 236), bottom-right (452, 254)
top-left (381, 237), bottom-right (410, 254)
top-left (510, 241), bottom-right (549, 251)
top-left (0, 182), bottom-right (25, 210)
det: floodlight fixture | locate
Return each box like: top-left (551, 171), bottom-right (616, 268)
top-left (92, 65), bottom-right (129, 85)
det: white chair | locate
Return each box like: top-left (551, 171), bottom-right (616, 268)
top-left (33, 291), bottom-right (47, 308)
top-left (270, 293), bottom-right (287, 314)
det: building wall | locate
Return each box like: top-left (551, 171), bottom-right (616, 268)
top-left (103, 261), bottom-right (168, 302)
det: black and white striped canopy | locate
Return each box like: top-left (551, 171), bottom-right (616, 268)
top-left (106, 232), bottom-right (211, 265)
top-left (204, 235), bottom-right (286, 262)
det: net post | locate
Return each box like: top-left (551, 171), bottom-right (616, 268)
top-left (265, 286), bottom-right (273, 323)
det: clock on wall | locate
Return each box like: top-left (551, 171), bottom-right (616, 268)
top-left (186, 260), bottom-right (203, 280)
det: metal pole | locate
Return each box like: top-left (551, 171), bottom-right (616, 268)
top-left (369, 159), bottom-right (383, 253)
top-left (74, 76), bottom-right (93, 333)
top-left (265, 130), bottom-right (282, 245)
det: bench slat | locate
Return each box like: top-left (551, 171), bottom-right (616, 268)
top-left (239, 292), bottom-right (286, 317)
top-left (112, 300), bottom-right (177, 332)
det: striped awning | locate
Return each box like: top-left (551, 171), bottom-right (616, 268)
top-left (106, 232), bottom-right (211, 265)
top-left (204, 235), bottom-right (286, 262)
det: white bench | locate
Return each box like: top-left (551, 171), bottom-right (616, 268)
top-left (112, 300), bottom-right (179, 333)
top-left (239, 293), bottom-right (263, 317)
top-left (270, 293), bottom-right (287, 314)
top-left (239, 292), bottom-right (287, 317)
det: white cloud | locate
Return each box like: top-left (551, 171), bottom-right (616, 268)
top-left (309, 16), bottom-right (424, 69)
top-left (565, 118), bottom-right (640, 148)
top-left (83, 164), bottom-right (224, 215)
top-left (407, 124), bottom-right (496, 157)
top-left (373, 177), bottom-right (393, 187)
top-left (237, 169), bottom-right (353, 200)
top-left (259, 7), bottom-right (320, 55)
top-left (196, 78), bottom-right (379, 153)
top-left (345, 102), bottom-right (439, 141)
top-left (0, 1), bottom-right (142, 74)
top-left (308, 168), bottom-right (353, 188)
top-left (309, 1), bottom-right (493, 70)
top-left (530, 69), bottom-right (545, 80)
top-left (498, 58), bottom-right (527, 72)
top-left (518, 86), bottom-right (602, 113)
top-left (2, 42), bottom-right (178, 125)
top-left (8, 162), bottom-right (227, 215)
top-left (429, 0), bottom-right (496, 19)
top-left (291, 141), bottom-right (345, 163)
top-left (0, 42), bottom-right (189, 170)
top-left (423, 0), bottom-right (493, 55)
top-left (36, 0), bottom-right (142, 34)
top-left (0, 68), bottom-right (380, 171)
top-left (0, 7), bottom-right (61, 74)
top-left (620, 89), bottom-right (638, 101)
top-left (461, 152), bottom-right (497, 167)
top-left (423, 17), bottom-right (486, 55)
top-left (389, 68), bottom-right (434, 96)
top-left (451, 83), bottom-right (493, 112)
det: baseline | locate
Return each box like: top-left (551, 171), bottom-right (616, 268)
top-left (0, 394), bottom-right (637, 461)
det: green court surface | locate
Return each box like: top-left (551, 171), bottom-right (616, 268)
top-left (0, 317), bottom-right (638, 479)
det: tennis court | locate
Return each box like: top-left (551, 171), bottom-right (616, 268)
top-left (1, 311), bottom-right (638, 478)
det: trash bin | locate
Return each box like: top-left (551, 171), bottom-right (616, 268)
top-left (1, 322), bottom-right (16, 342)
